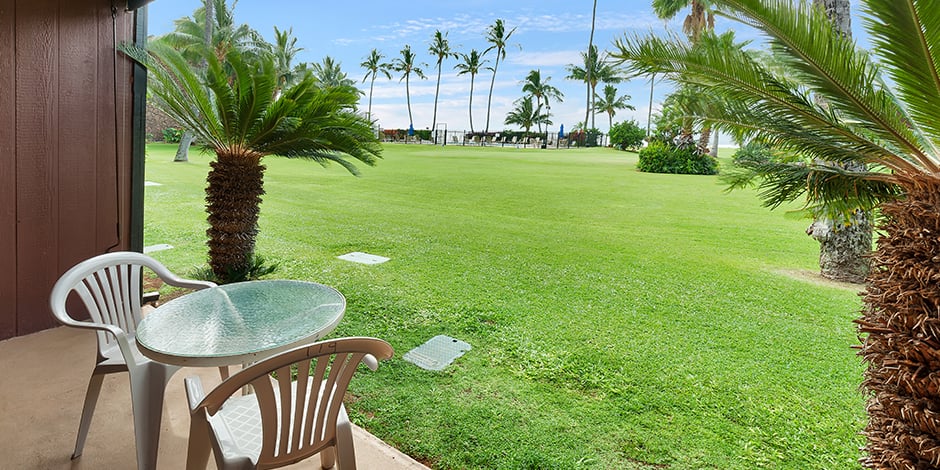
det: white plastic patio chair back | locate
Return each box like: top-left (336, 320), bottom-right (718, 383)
top-left (49, 251), bottom-right (216, 469)
top-left (184, 337), bottom-right (394, 470)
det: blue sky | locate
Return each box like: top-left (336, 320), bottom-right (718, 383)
top-left (145, 1), bottom-right (865, 135)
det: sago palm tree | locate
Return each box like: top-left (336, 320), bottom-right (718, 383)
top-left (483, 19), bottom-right (516, 133)
top-left (504, 96), bottom-right (550, 139)
top-left (429, 30), bottom-right (457, 139)
top-left (123, 42), bottom-right (381, 283)
top-left (521, 69), bottom-right (564, 133)
top-left (612, 0), bottom-right (940, 467)
top-left (454, 49), bottom-right (488, 133)
top-left (392, 45), bottom-right (426, 131)
top-left (593, 84), bottom-right (634, 131)
top-left (360, 49), bottom-right (392, 123)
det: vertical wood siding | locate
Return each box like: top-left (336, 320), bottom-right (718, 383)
top-left (0, 0), bottom-right (136, 339)
top-left (0, 0), bottom-right (16, 339)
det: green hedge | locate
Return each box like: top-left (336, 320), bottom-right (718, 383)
top-left (637, 141), bottom-right (718, 175)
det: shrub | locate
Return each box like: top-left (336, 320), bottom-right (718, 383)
top-left (637, 141), bottom-right (718, 175)
top-left (162, 127), bottom-right (183, 143)
top-left (732, 141), bottom-right (775, 165)
top-left (609, 120), bottom-right (646, 151)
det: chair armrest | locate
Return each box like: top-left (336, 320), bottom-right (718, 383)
top-left (363, 354), bottom-right (379, 371)
top-left (161, 276), bottom-right (217, 291)
top-left (185, 376), bottom-right (206, 412)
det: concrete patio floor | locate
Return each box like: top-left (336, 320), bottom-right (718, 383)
top-left (0, 326), bottom-right (429, 469)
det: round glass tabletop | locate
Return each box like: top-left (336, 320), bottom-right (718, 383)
top-left (136, 280), bottom-right (346, 366)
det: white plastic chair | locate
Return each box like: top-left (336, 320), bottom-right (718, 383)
top-left (49, 251), bottom-right (216, 470)
top-left (184, 337), bottom-right (394, 470)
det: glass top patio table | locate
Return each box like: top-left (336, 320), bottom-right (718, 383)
top-left (136, 280), bottom-right (346, 367)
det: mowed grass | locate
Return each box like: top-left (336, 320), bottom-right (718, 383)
top-left (144, 143), bottom-right (865, 469)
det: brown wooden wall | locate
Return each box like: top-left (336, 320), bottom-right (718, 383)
top-left (0, 0), bottom-right (139, 340)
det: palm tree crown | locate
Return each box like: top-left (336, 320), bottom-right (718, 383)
top-left (567, 45), bottom-right (624, 128)
top-left (521, 69), bottom-right (563, 133)
top-left (455, 49), bottom-right (489, 133)
top-left (360, 49), bottom-right (392, 123)
top-left (593, 84), bottom-right (634, 130)
top-left (483, 19), bottom-right (516, 133)
top-left (613, 0), bottom-right (940, 466)
top-left (429, 30), bottom-right (458, 137)
top-left (504, 96), bottom-right (551, 137)
top-left (392, 45), bottom-right (427, 130)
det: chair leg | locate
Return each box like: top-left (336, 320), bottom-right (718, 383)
top-left (333, 406), bottom-right (356, 470)
top-left (185, 415), bottom-right (213, 470)
top-left (128, 364), bottom-right (176, 470)
top-left (72, 370), bottom-right (106, 459)
top-left (320, 446), bottom-right (336, 469)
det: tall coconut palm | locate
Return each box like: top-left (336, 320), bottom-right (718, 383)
top-left (582, 0), bottom-right (598, 144)
top-left (266, 26), bottom-right (304, 98)
top-left (612, 0), bottom-right (940, 466)
top-left (652, 0), bottom-right (716, 42)
top-left (593, 84), bottom-right (635, 131)
top-left (483, 19), bottom-right (516, 133)
top-left (360, 49), bottom-right (392, 123)
top-left (159, 0), bottom-right (260, 63)
top-left (521, 69), bottom-right (564, 133)
top-left (310, 56), bottom-right (357, 92)
top-left (392, 45), bottom-right (427, 131)
top-left (566, 45), bottom-right (624, 129)
top-left (429, 30), bottom-right (457, 139)
top-left (454, 49), bottom-right (488, 133)
top-left (155, 0), bottom-right (261, 162)
top-left (123, 42), bottom-right (381, 283)
top-left (504, 96), bottom-right (550, 139)
top-left (652, 0), bottom-right (718, 152)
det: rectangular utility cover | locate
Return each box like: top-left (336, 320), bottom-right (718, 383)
top-left (337, 252), bottom-right (390, 265)
top-left (404, 335), bottom-right (471, 371)
top-left (143, 244), bottom-right (173, 253)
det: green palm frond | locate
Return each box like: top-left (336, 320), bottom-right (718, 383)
top-left (713, 0), bottom-right (937, 171)
top-left (722, 159), bottom-right (902, 217)
top-left (863, 1), bottom-right (940, 149)
top-left (122, 40), bottom-right (381, 173)
top-left (611, 30), bottom-right (920, 175)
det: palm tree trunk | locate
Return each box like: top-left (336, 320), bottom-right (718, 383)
top-left (205, 153), bottom-right (265, 282)
top-left (367, 77), bottom-right (376, 122)
top-left (809, 0), bottom-right (868, 283)
top-left (859, 177), bottom-right (940, 467)
top-left (583, 0), bottom-right (597, 146)
top-left (432, 64), bottom-right (442, 138)
top-left (174, 130), bottom-right (194, 162)
top-left (405, 74), bottom-right (413, 128)
top-left (485, 55), bottom-right (500, 133)
top-left (469, 76), bottom-right (475, 133)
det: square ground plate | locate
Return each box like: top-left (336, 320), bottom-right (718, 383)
top-left (143, 244), bottom-right (173, 253)
top-left (404, 335), bottom-right (471, 371)
top-left (337, 252), bottom-right (390, 265)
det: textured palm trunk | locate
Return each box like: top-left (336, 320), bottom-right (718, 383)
top-left (205, 153), bottom-right (265, 282)
top-left (174, 130), bottom-right (195, 162)
top-left (806, 209), bottom-right (871, 283)
top-left (698, 125), bottom-right (712, 155)
top-left (808, 0), bottom-right (869, 284)
top-left (859, 177), bottom-right (940, 468)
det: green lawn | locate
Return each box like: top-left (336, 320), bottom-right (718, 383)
top-left (145, 143), bottom-right (865, 469)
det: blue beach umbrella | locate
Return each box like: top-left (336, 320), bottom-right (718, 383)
top-left (408, 124), bottom-right (414, 136)
top-left (558, 124), bottom-right (565, 138)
